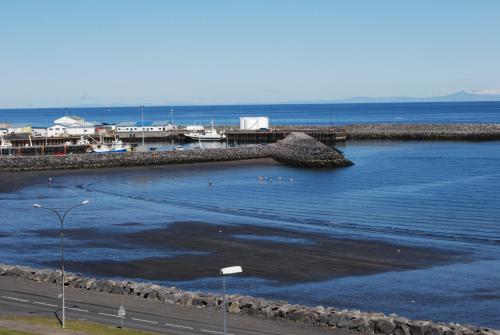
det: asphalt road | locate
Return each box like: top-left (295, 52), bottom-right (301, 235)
top-left (0, 276), bottom-right (350, 335)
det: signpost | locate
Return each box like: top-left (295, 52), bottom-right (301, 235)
top-left (118, 305), bottom-right (126, 329)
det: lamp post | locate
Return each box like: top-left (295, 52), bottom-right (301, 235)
top-left (220, 266), bottom-right (243, 335)
top-left (33, 200), bottom-right (90, 329)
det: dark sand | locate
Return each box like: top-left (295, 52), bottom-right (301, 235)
top-left (0, 158), bottom-right (279, 193)
top-left (2, 158), bottom-right (468, 284)
top-left (33, 221), bottom-right (467, 283)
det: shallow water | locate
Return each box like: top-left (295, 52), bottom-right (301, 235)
top-left (1, 140), bottom-right (500, 326)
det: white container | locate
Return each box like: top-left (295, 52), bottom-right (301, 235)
top-left (239, 117), bottom-right (269, 130)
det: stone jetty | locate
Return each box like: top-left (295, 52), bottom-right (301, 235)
top-left (346, 124), bottom-right (500, 141)
top-left (0, 132), bottom-right (352, 171)
top-left (271, 132), bottom-right (353, 168)
top-left (1, 264), bottom-right (497, 335)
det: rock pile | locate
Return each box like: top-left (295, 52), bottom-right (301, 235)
top-left (346, 124), bottom-right (500, 141)
top-left (271, 132), bottom-right (353, 168)
top-left (0, 133), bottom-right (352, 171)
top-left (1, 264), bottom-right (497, 335)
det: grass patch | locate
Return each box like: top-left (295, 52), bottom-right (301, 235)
top-left (0, 329), bottom-right (37, 335)
top-left (5, 316), bottom-right (164, 335)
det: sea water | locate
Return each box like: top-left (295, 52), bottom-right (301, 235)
top-left (1, 101), bottom-right (500, 126)
top-left (1, 140), bottom-right (500, 326)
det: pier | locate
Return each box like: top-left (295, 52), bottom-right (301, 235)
top-left (225, 128), bottom-right (347, 145)
top-left (0, 145), bottom-right (89, 156)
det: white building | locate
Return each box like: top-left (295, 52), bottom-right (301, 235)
top-left (185, 125), bottom-right (205, 131)
top-left (47, 124), bottom-right (68, 137)
top-left (7, 125), bottom-right (32, 134)
top-left (31, 127), bottom-right (48, 137)
top-left (0, 128), bottom-right (7, 136)
top-left (48, 115), bottom-right (100, 136)
top-left (116, 121), bottom-right (177, 133)
top-left (66, 125), bottom-right (97, 136)
top-left (239, 117), bottom-right (269, 130)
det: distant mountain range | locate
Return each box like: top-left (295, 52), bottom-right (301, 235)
top-left (317, 91), bottom-right (500, 104)
top-left (64, 90), bottom-right (500, 109)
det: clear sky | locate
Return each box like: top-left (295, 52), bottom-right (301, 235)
top-left (1, 0), bottom-right (499, 108)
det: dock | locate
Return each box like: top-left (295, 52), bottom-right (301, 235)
top-left (225, 128), bottom-right (346, 145)
top-left (0, 145), bottom-right (89, 156)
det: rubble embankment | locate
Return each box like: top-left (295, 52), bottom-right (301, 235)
top-left (0, 133), bottom-right (352, 171)
top-left (271, 132), bottom-right (353, 168)
top-left (1, 264), bottom-right (497, 335)
top-left (345, 124), bottom-right (500, 141)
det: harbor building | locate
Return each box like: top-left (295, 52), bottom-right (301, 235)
top-left (7, 125), bottom-right (32, 135)
top-left (47, 115), bottom-right (100, 137)
top-left (46, 124), bottom-right (68, 137)
top-left (116, 121), bottom-right (177, 133)
top-left (31, 127), bottom-right (48, 138)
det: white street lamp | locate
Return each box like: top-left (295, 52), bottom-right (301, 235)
top-left (220, 266), bottom-right (243, 335)
top-left (32, 200), bottom-right (89, 329)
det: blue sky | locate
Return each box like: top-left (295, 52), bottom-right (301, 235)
top-left (1, 0), bottom-right (499, 108)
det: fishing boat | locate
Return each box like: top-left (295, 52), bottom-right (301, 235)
top-left (183, 119), bottom-right (226, 141)
top-left (91, 136), bottom-right (132, 154)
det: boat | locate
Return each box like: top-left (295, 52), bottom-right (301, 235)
top-left (0, 135), bottom-right (13, 148)
top-left (183, 120), bottom-right (226, 141)
top-left (91, 136), bottom-right (132, 154)
top-left (174, 145), bottom-right (184, 151)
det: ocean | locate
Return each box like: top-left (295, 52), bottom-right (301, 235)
top-left (1, 101), bottom-right (500, 127)
top-left (1, 102), bottom-right (500, 327)
top-left (1, 140), bottom-right (500, 327)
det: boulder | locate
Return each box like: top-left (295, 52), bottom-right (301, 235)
top-left (288, 308), bottom-right (307, 322)
top-left (228, 301), bottom-right (241, 314)
top-left (376, 318), bottom-right (396, 334)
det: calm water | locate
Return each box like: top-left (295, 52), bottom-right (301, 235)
top-left (1, 140), bottom-right (500, 326)
top-left (1, 101), bottom-right (500, 126)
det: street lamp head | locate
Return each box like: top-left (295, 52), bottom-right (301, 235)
top-left (220, 266), bottom-right (243, 276)
top-left (81, 200), bottom-right (90, 205)
top-left (33, 204), bottom-right (42, 208)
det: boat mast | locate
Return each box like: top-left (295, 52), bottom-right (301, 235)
top-left (141, 105), bottom-right (145, 147)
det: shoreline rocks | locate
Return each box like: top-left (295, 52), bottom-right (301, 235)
top-left (0, 133), bottom-right (352, 171)
top-left (345, 124), bottom-right (500, 141)
top-left (271, 132), bottom-right (353, 168)
top-left (1, 263), bottom-right (498, 335)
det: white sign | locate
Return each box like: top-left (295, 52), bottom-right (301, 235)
top-left (118, 305), bottom-right (126, 317)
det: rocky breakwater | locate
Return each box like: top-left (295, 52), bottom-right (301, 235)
top-left (1, 264), bottom-right (498, 335)
top-left (0, 146), bottom-right (274, 171)
top-left (0, 133), bottom-right (352, 171)
top-left (271, 132), bottom-right (353, 168)
top-left (346, 124), bottom-right (500, 141)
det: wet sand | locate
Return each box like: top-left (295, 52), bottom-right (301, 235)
top-left (33, 221), bottom-right (467, 283)
top-left (0, 158), bottom-right (279, 193)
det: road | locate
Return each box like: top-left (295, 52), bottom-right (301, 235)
top-left (0, 276), bottom-right (348, 335)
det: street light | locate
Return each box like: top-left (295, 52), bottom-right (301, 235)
top-left (32, 200), bottom-right (90, 329)
top-left (220, 266), bottom-right (243, 335)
